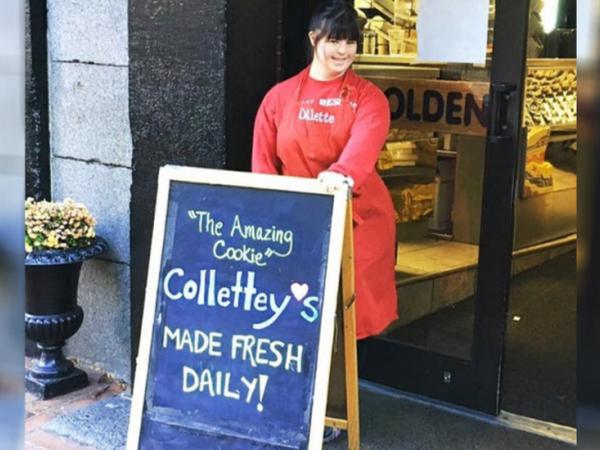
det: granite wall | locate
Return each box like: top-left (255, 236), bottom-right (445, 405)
top-left (25, 0), bottom-right (50, 200)
top-left (44, 0), bottom-right (282, 384)
top-left (47, 0), bottom-right (131, 381)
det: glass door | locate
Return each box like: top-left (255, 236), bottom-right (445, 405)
top-left (500, 0), bottom-right (577, 426)
top-left (354, 0), bottom-right (531, 414)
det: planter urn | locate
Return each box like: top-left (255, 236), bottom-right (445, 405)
top-left (25, 236), bottom-right (107, 399)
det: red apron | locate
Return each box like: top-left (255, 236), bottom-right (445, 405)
top-left (275, 68), bottom-right (398, 339)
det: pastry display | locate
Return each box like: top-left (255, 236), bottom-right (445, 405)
top-left (389, 183), bottom-right (435, 223)
top-left (378, 141), bottom-right (418, 170)
top-left (524, 161), bottom-right (554, 196)
top-left (355, 0), bottom-right (417, 55)
top-left (378, 130), bottom-right (437, 171)
top-left (524, 67), bottom-right (577, 127)
top-left (523, 126), bottom-right (554, 196)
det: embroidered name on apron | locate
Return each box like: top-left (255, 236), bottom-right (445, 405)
top-left (298, 107), bottom-right (336, 124)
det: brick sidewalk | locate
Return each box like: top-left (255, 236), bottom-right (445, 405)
top-left (25, 360), bottom-right (127, 450)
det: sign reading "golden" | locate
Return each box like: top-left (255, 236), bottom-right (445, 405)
top-left (369, 78), bottom-right (491, 136)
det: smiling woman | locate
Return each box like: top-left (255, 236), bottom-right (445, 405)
top-left (308, 5), bottom-right (359, 80)
top-left (252, 0), bottom-right (398, 343)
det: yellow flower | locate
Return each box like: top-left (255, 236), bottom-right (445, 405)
top-left (25, 197), bottom-right (97, 251)
top-left (46, 232), bottom-right (59, 248)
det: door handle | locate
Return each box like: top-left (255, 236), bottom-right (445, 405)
top-left (488, 82), bottom-right (517, 143)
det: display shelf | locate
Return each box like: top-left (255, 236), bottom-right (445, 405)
top-left (355, 54), bottom-right (490, 69)
top-left (550, 122), bottom-right (577, 132)
top-left (356, 0), bottom-right (394, 21)
top-left (549, 133), bottom-right (577, 143)
top-left (437, 150), bottom-right (457, 158)
top-left (355, 54), bottom-right (417, 65)
top-left (526, 58), bottom-right (577, 69)
top-left (378, 165), bottom-right (435, 180)
top-left (352, 62), bottom-right (440, 79)
top-left (354, 54), bottom-right (446, 69)
top-left (524, 123), bottom-right (577, 142)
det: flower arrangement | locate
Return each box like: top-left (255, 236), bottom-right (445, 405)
top-left (25, 197), bottom-right (96, 253)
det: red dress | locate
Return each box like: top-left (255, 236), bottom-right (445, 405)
top-left (252, 67), bottom-right (398, 339)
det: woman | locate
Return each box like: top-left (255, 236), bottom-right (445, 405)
top-left (252, 1), bottom-right (397, 341)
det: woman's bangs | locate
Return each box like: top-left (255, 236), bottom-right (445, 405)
top-left (316, 17), bottom-right (359, 42)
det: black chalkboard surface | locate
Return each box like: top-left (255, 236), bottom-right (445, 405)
top-left (127, 166), bottom-right (348, 450)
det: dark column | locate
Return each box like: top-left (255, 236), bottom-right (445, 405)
top-left (25, 0), bottom-right (50, 358)
top-left (25, 0), bottom-right (51, 200)
top-left (225, 0), bottom-right (281, 171)
top-left (473, 0), bottom-right (531, 414)
top-left (129, 0), bottom-right (282, 381)
top-left (281, 1), bottom-right (311, 79)
top-left (281, 0), bottom-right (329, 79)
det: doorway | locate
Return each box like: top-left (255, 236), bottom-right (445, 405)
top-left (281, 0), bottom-right (532, 415)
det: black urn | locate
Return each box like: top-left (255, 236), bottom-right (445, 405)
top-left (25, 236), bottom-right (107, 399)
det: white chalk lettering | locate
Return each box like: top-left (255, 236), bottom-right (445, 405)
top-left (231, 335), bottom-right (304, 373)
top-left (188, 211), bottom-right (295, 267)
top-left (253, 292), bottom-right (268, 312)
top-left (240, 376), bottom-right (257, 403)
top-left (163, 268), bottom-right (184, 300)
top-left (217, 287), bottom-right (230, 307)
top-left (182, 366), bottom-right (198, 393)
top-left (254, 294), bottom-right (291, 330)
top-left (213, 240), bottom-right (267, 267)
top-left (300, 296), bottom-right (320, 324)
top-left (230, 215), bottom-right (294, 253)
top-left (192, 211), bottom-right (223, 236)
top-left (162, 326), bottom-right (223, 356)
top-left (163, 268), bottom-right (297, 330)
top-left (182, 366), bottom-right (241, 400)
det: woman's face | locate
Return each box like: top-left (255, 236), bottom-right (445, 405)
top-left (310, 32), bottom-right (357, 78)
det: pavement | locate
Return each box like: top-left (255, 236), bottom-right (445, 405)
top-left (25, 362), bottom-right (127, 450)
top-left (25, 360), bottom-right (575, 450)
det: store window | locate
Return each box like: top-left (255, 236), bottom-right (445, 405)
top-left (351, 0), bottom-right (497, 361)
top-left (351, 0), bottom-right (575, 367)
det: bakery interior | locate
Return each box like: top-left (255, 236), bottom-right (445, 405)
top-left (352, 0), bottom-right (576, 426)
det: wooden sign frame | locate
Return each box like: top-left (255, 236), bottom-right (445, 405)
top-left (127, 165), bottom-right (351, 450)
top-left (325, 202), bottom-right (360, 450)
top-left (368, 77), bottom-right (490, 136)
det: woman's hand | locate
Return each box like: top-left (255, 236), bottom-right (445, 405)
top-left (317, 171), bottom-right (354, 193)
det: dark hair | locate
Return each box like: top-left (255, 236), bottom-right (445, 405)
top-left (308, 1), bottom-right (360, 44)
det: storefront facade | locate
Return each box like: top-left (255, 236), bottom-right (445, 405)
top-left (26, 0), bottom-right (576, 434)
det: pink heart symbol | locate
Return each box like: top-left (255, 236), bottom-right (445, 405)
top-left (291, 282), bottom-right (309, 301)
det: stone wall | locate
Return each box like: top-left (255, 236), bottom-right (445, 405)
top-left (48, 0), bottom-right (131, 381)
top-left (44, 0), bottom-right (282, 382)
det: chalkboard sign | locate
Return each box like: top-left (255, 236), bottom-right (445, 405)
top-left (127, 166), bottom-right (349, 450)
